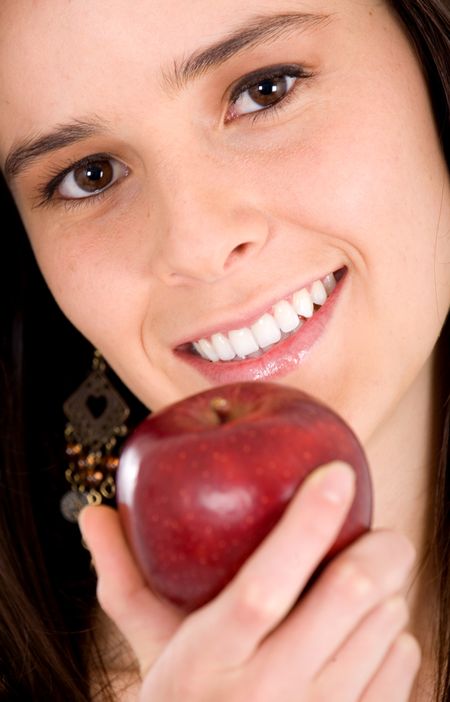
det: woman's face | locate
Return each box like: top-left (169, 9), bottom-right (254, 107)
top-left (0, 0), bottom-right (449, 443)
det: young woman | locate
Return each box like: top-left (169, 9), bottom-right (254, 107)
top-left (0, 0), bottom-right (448, 700)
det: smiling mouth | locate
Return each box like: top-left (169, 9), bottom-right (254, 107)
top-left (178, 268), bottom-right (346, 363)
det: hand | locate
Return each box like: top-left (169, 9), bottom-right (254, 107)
top-left (80, 461), bottom-right (421, 701)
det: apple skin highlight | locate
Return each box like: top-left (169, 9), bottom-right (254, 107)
top-left (117, 382), bottom-right (373, 612)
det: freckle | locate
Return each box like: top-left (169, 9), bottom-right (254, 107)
top-left (177, 451), bottom-right (187, 461)
top-left (261, 495), bottom-right (270, 505)
top-left (243, 444), bottom-right (251, 454)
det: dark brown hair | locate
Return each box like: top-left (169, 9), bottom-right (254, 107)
top-left (0, 1), bottom-right (449, 699)
top-left (390, 2), bottom-right (450, 699)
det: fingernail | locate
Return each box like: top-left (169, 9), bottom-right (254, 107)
top-left (306, 461), bottom-right (355, 504)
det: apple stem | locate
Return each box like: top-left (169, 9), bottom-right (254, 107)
top-left (210, 397), bottom-right (232, 424)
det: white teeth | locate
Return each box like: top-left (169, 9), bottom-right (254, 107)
top-left (191, 269), bottom-right (341, 362)
top-left (273, 300), bottom-right (301, 333)
top-left (211, 333), bottom-right (236, 361)
top-left (228, 328), bottom-right (259, 358)
top-left (251, 313), bottom-right (282, 348)
top-left (292, 288), bottom-right (314, 318)
top-left (323, 272), bottom-right (336, 295)
top-left (311, 280), bottom-right (327, 306)
top-left (197, 339), bottom-right (219, 362)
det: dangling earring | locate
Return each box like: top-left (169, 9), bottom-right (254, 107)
top-left (60, 350), bottom-right (130, 522)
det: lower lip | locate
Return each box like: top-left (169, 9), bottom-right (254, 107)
top-left (174, 268), bottom-right (348, 384)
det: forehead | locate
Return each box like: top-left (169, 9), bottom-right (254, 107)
top-left (0, 1), bottom-right (211, 133)
top-left (0, 0), bottom-right (377, 158)
top-left (0, 5), bottom-right (316, 90)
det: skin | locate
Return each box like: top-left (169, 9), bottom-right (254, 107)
top-left (1, 0), bottom-right (449, 699)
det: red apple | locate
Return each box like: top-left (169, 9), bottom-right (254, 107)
top-left (117, 382), bottom-right (372, 612)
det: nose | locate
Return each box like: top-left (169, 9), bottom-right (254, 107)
top-left (148, 169), bottom-right (269, 286)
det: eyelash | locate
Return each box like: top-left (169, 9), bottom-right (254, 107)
top-left (37, 63), bottom-right (313, 209)
top-left (228, 63), bottom-right (313, 123)
top-left (35, 152), bottom-right (122, 210)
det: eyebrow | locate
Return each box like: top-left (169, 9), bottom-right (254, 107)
top-left (4, 119), bottom-right (108, 183)
top-left (4, 11), bottom-right (329, 183)
top-left (165, 11), bottom-right (330, 90)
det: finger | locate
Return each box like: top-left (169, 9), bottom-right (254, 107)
top-left (253, 528), bottom-right (415, 678)
top-left (79, 505), bottom-right (183, 671)
top-left (361, 632), bottom-right (422, 702)
top-left (181, 461), bottom-right (355, 669)
top-left (314, 596), bottom-right (410, 700)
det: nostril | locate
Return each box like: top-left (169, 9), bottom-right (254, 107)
top-left (225, 241), bottom-right (253, 268)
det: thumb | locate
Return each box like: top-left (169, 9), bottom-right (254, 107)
top-left (79, 505), bottom-right (184, 672)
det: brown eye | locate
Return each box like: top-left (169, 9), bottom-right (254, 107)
top-left (247, 76), bottom-right (291, 108)
top-left (73, 160), bottom-right (113, 192)
top-left (231, 74), bottom-right (297, 118)
top-left (57, 157), bottom-right (128, 200)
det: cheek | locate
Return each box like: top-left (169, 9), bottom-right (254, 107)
top-left (250, 66), bottom-right (449, 329)
top-left (241, 61), bottom-right (449, 434)
top-left (25, 213), bottom-right (151, 347)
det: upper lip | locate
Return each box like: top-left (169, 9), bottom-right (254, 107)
top-left (173, 266), bottom-right (342, 349)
